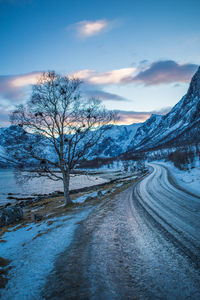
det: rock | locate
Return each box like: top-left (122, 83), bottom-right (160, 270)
top-left (32, 213), bottom-right (43, 222)
top-left (97, 191), bottom-right (103, 198)
top-left (86, 196), bottom-right (93, 201)
top-left (0, 206), bottom-right (23, 227)
top-left (106, 190), bottom-right (111, 194)
top-left (54, 190), bottom-right (63, 195)
top-left (18, 201), bottom-right (25, 207)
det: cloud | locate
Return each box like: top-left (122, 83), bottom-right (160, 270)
top-left (70, 19), bottom-right (108, 38)
top-left (0, 61), bottom-right (198, 106)
top-left (115, 110), bottom-right (151, 124)
top-left (72, 68), bottom-right (136, 85)
top-left (84, 88), bottom-right (129, 102)
top-left (81, 81), bottom-right (130, 102)
top-left (72, 61), bottom-right (198, 86)
top-left (0, 71), bottom-right (131, 106)
top-left (0, 71), bottom-right (42, 127)
top-left (0, 106), bottom-right (169, 127)
top-left (124, 60), bottom-right (198, 85)
top-left (0, 72), bottom-right (41, 102)
top-left (0, 75), bottom-right (23, 100)
top-left (115, 107), bottom-right (171, 125)
top-left (11, 72), bottom-right (41, 87)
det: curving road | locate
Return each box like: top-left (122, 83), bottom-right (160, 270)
top-left (43, 163), bottom-right (200, 299)
top-left (134, 163), bottom-right (200, 263)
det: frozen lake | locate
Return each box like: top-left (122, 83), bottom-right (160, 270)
top-left (0, 169), bottom-right (107, 206)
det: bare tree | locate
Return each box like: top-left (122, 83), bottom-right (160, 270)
top-left (10, 71), bottom-right (116, 205)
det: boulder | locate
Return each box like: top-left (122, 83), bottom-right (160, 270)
top-left (0, 206), bottom-right (23, 227)
top-left (105, 190), bottom-right (111, 194)
top-left (97, 191), bottom-right (103, 198)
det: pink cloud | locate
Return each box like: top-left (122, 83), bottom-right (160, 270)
top-left (72, 68), bottom-right (136, 85)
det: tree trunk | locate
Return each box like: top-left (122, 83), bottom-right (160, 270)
top-left (62, 171), bottom-right (72, 205)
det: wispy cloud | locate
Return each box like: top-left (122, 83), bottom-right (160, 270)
top-left (115, 107), bottom-right (171, 124)
top-left (0, 59), bottom-right (197, 127)
top-left (83, 87), bottom-right (130, 102)
top-left (69, 19), bottom-right (109, 38)
top-left (115, 110), bottom-right (151, 124)
top-left (0, 72), bottom-right (41, 103)
top-left (0, 61), bottom-right (198, 106)
top-left (124, 60), bottom-right (198, 85)
top-left (0, 105), bottom-right (171, 127)
top-left (0, 70), bottom-right (132, 106)
top-left (0, 71), bottom-right (132, 126)
top-left (72, 60), bottom-right (198, 86)
top-left (72, 68), bottom-right (136, 85)
top-left (11, 72), bottom-right (41, 87)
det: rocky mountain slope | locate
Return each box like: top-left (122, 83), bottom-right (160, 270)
top-left (94, 65), bottom-right (200, 156)
top-left (128, 66), bottom-right (200, 152)
top-left (0, 66), bottom-right (199, 165)
top-left (90, 123), bottom-right (141, 157)
top-left (0, 123), bottom-right (141, 166)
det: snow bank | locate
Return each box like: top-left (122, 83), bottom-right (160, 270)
top-left (70, 174), bottom-right (108, 189)
top-left (0, 207), bottom-right (93, 300)
top-left (156, 162), bottom-right (200, 197)
top-left (73, 190), bottom-right (108, 203)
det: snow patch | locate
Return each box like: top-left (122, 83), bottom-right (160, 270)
top-left (156, 161), bottom-right (200, 197)
top-left (0, 208), bottom-right (93, 300)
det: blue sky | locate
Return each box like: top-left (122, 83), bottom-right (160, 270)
top-left (0, 0), bottom-right (200, 125)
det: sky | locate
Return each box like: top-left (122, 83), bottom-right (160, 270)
top-left (0, 0), bottom-right (200, 126)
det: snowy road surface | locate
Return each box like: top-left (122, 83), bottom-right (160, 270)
top-left (43, 163), bottom-right (200, 299)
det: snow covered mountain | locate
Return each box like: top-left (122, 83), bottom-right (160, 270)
top-left (90, 123), bottom-right (141, 157)
top-left (0, 66), bottom-right (199, 165)
top-left (127, 66), bottom-right (200, 152)
top-left (0, 123), bottom-right (142, 166)
top-left (0, 126), bottom-right (25, 167)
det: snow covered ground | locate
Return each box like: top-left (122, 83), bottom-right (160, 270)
top-left (0, 170), bottom-right (136, 299)
top-left (0, 207), bottom-right (94, 300)
top-left (73, 190), bottom-right (107, 203)
top-left (155, 161), bottom-right (200, 197)
top-left (0, 170), bottom-right (108, 206)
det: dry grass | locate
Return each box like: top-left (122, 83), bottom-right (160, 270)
top-left (0, 174), bottom-right (143, 239)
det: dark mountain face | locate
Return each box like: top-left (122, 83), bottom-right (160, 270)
top-left (186, 66), bottom-right (200, 99)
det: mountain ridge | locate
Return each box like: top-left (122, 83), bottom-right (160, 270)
top-left (0, 66), bottom-right (200, 165)
top-left (126, 66), bottom-right (200, 152)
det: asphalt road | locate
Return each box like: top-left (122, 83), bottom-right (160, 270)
top-left (43, 163), bottom-right (200, 299)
